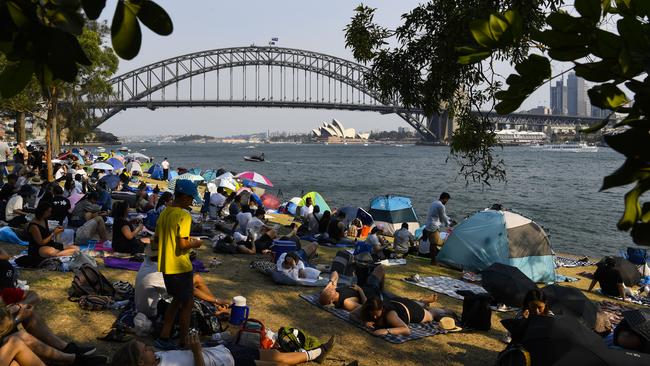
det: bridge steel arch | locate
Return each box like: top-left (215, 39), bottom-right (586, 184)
top-left (91, 46), bottom-right (438, 141)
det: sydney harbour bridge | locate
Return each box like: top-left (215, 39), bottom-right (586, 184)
top-left (84, 46), bottom-right (606, 143)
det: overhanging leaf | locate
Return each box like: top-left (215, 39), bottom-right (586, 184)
top-left (7, 1), bottom-right (30, 28)
top-left (0, 60), bottom-right (35, 99)
top-left (470, 19), bottom-right (497, 48)
top-left (601, 159), bottom-right (650, 191)
top-left (137, 0), bottom-right (173, 36)
top-left (111, 0), bottom-right (142, 60)
top-left (588, 83), bottom-right (629, 109)
top-left (81, 0), bottom-right (106, 20)
top-left (548, 47), bottom-right (590, 61)
top-left (579, 117), bottom-right (610, 133)
top-left (575, 0), bottom-right (603, 23)
top-left (457, 51), bottom-right (491, 65)
top-left (618, 180), bottom-right (650, 231)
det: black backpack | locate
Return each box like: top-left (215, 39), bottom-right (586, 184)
top-left (331, 250), bottom-right (355, 277)
top-left (68, 264), bottom-right (116, 299)
top-left (458, 291), bottom-right (492, 331)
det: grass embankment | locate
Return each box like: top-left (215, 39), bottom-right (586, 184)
top-left (4, 239), bottom-right (636, 366)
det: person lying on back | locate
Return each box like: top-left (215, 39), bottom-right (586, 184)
top-left (319, 266), bottom-right (385, 311)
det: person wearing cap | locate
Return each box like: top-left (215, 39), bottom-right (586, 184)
top-left (154, 179), bottom-right (203, 350)
top-left (5, 185), bottom-right (34, 227)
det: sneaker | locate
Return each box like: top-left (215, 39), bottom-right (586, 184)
top-left (74, 354), bottom-right (107, 366)
top-left (63, 342), bottom-right (96, 356)
top-left (154, 338), bottom-right (179, 350)
top-left (314, 336), bottom-right (335, 364)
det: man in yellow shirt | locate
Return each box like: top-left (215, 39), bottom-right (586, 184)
top-left (154, 180), bottom-right (203, 350)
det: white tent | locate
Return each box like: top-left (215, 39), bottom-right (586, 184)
top-left (126, 161), bottom-right (143, 175)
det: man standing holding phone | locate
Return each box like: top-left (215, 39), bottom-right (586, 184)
top-left (154, 180), bottom-right (203, 350)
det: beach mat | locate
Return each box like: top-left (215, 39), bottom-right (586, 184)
top-left (599, 300), bottom-right (637, 328)
top-left (299, 293), bottom-right (444, 343)
top-left (595, 289), bottom-right (650, 307)
top-left (103, 257), bottom-right (208, 272)
top-left (403, 276), bottom-right (487, 301)
top-left (555, 256), bottom-right (596, 268)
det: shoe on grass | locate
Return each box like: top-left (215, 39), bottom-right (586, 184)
top-left (314, 336), bottom-right (335, 364)
top-left (63, 342), bottom-right (96, 356)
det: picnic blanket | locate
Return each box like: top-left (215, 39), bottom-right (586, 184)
top-left (598, 300), bottom-right (639, 328)
top-left (299, 293), bottom-right (445, 343)
top-left (555, 256), bottom-right (596, 268)
top-left (0, 226), bottom-right (28, 246)
top-left (403, 276), bottom-right (488, 301)
top-left (376, 258), bottom-right (407, 266)
top-left (596, 290), bottom-right (650, 307)
top-left (103, 257), bottom-right (208, 272)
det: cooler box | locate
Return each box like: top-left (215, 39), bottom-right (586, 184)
top-left (271, 240), bottom-right (297, 261)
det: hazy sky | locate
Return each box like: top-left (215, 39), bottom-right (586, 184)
top-left (99, 0), bottom-right (552, 137)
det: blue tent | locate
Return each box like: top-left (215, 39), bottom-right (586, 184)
top-left (188, 168), bottom-right (201, 175)
top-left (168, 170), bottom-right (178, 181)
top-left (147, 163), bottom-right (164, 180)
top-left (368, 195), bottom-right (419, 235)
top-left (202, 170), bottom-right (217, 182)
top-left (437, 210), bottom-right (556, 283)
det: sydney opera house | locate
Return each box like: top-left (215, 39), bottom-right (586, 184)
top-left (310, 119), bottom-right (370, 143)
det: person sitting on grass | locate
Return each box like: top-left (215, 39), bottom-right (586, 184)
top-left (366, 227), bottom-right (390, 260)
top-left (5, 185), bottom-right (34, 228)
top-left (393, 222), bottom-right (415, 257)
top-left (112, 201), bottom-right (149, 254)
top-left (135, 245), bottom-right (230, 319)
top-left (352, 295), bottom-right (450, 336)
top-left (70, 192), bottom-right (110, 246)
top-left (0, 264), bottom-right (105, 365)
top-left (276, 251), bottom-right (321, 281)
top-left (318, 266), bottom-right (385, 311)
top-left (27, 201), bottom-right (79, 261)
top-left (111, 333), bottom-right (335, 366)
top-left (587, 257), bottom-right (632, 301)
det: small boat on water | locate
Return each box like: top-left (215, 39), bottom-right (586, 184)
top-left (244, 153), bottom-right (265, 162)
top-left (96, 147), bottom-right (106, 153)
top-left (245, 145), bottom-right (256, 149)
top-left (531, 142), bottom-right (598, 152)
top-left (118, 146), bottom-right (129, 152)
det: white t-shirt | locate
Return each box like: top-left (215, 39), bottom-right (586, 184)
top-left (235, 212), bottom-right (252, 234)
top-left (0, 142), bottom-right (10, 163)
top-left (135, 259), bottom-right (166, 318)
top-left (300, 205), bottom-right (313, 218)
top-left (393, 228), bottom-right (414, 253)
top-left (276, 252), bottom-right (306, 280)
top-left (161, 160), bottom-right (170, 169)
top-left (76, 169), bottom-right (87, 177)
top-left (209, 193), bottom-right (226, 219)
top-left (5, 195), bottom-right (23, 221)
top-left (157, 345), bottom-right (235, 366)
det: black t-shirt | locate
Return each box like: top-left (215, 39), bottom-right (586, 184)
top-left (50, 196), bottom-right (71, 224)
top-left (335, 287), bottom-right (359, 309)
top-left (594, 266), bottom-right (624, 297)
top-left (328, 219), bottom-right (345, 240)
top-left (0, 184), bottom-right (15, 202)
top-left (112, 218), bottom-right (133, 248)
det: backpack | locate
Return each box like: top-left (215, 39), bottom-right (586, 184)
top-left (331, 250), bottom-right (355, 277)
top-left (113, 281), bottom-right (135, 301)
top-left (495, 345), bottom-right (531, 366)
top-left (38, 257), bottom-right (63, 272)
top-left (78, 295), bottom-right (114, 311)
top-left (236, 319), bottom-right (274, 350)
top-left (277, 326), bottom-right (322, 352)
top-left (191, 300), bottom-right (222, 335)
top-left (68, 264), bottom-right (116, 299)
top-left (458, 291), bottom-right (492, 331)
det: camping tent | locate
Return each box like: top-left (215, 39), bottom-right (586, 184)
top-left (126, 161), bottom-right (143, 176)
top-left (147, 163), bottom-right (164, 180)
top-left (299, 192), bottom-right (331, 213)
top-left (368, 195), bottom-right (419, 235)
top-left (437, 209), bottom-right (556, 283)
top-left (339, 206), bottom-right (374, 226)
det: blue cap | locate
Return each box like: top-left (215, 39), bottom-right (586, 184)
top-left (174, 179), bottom-right (202, 204)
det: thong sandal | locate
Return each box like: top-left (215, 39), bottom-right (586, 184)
top-left (97, 327), bottom-right (132, 342)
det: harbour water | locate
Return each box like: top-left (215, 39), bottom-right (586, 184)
top-left (123, 142), bottom-right (629, 258)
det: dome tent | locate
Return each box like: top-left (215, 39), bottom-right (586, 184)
top-left (368, 195), bottom-right (419, 235)
top-left (437, 209), bottom-right (556, 283)
top-left (147, 163), bottom-right (164, 180)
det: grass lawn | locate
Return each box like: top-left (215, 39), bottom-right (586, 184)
top-left (3, 240), bottom-right (637, 366)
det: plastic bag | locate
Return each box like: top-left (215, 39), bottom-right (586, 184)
top-left (133, 312), bottom-right (152, 336)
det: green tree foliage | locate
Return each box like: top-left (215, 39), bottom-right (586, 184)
top-left (344, 1), bottom-right (562, 185)
top-left (0, 0), bottom-right (172, 99)
top-left (58, 20), bottom-right (119, 144)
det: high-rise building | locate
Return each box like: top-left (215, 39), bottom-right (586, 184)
top-left (591, 105), bottom-right (610, 119)
top-left (566, 72), bottom-right (588, 116)
top-left (550, 79), bottom-right (567, 115)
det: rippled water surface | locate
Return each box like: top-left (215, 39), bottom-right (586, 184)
top-left (122, 142), bottom-right (631, 257)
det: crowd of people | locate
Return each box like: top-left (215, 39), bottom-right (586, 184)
top-left (0, 140), bottom-right (648, 365)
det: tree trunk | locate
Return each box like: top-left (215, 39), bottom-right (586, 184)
top-left (14, 112), bottom-right (26, 143)
top-left (51, 107), bottom-right (60, 155)
top-left (45, 87), bottom-right (57, 182)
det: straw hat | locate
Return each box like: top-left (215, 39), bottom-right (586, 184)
top-left (27, 176), bottom-right (43, 186)
top-left (439, 317), bottom-right (462, 332)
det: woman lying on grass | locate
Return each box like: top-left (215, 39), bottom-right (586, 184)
top-left (352, 295), bottom-right (453, 336)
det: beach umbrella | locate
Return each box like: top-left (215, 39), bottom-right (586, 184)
top-left (261, 193), bottom-right (281, 210)
top-left (237, 187), bottom-right (251, 194)
top-left (177, 173), bottom-right (204, 183)
top-left (598, 257), bottom-right (642, 286)
top-left (212, 177), bottom-right (238, 192)
top-left (481, 263), bottom-right (537, 307)
top-left (99, 174), bottom-right (120, 190)
top-left (90, 162), bottom-right (114, 170)
top-left (215, 171), bottom-right (234, 180)
top-left (106, 157), bottom-right (125, 170)
top-left (125, 152), bottom-right (151, 162)
top-left (235, 171), bottom-right (273, 187)
top-left (541, 284), bottom-right (598, 329)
